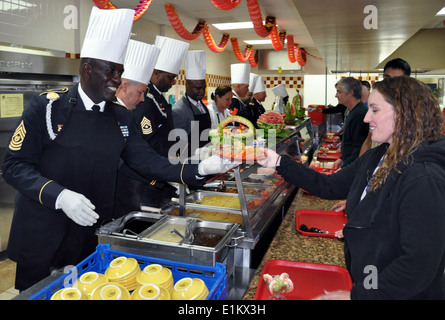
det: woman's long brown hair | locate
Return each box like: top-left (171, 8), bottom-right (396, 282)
top-left (369, 76), bottom-right (444, 191)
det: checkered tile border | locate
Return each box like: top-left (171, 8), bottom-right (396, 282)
top-left (175, 70), bottom-right (231, 87)
top-left (264, 76), bottom-right (304, 89)
top-left (175, 71), bottom-right (305, 89)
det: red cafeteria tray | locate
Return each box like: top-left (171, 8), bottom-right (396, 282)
top-left (314, 167), bottom-right (338, 174)
top-left (317, 152), bottom-right (341, 160)
top-left (254, 259), bottom-right (352, 300)
top-left (321, 143), bottom-right (340, 150)
top-left (296, 209), bottom-right (347, 238)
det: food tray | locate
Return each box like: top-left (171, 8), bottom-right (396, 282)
top-left (213, 144), bottom-right (266, 162)
top-left (314, 167), bottom-right (338, 175)
top-left (254, 259), bottom-right (352, 300)
top-left (296, 209), bottom-right (347, 238)
top-left (316, 152), bottom-right (341, 160)
top-left (321, 143), bottom-right (340, 150)
top-left (28, 244), bottom-right (227, 300)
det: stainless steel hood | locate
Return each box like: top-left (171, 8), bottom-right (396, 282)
top-left (258, 49), bottom-right (302, 72)
top-left (0, 50), bottom-right (79, 77)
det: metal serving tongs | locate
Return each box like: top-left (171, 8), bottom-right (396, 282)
top-left (202, 180), bottom-right (226, 191)
top-left (170, 220), bottom-right (195, 245)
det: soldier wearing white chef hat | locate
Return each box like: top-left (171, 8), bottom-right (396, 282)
top-left (131, 36), bottom-right (191, 207)
top-left (229, 63), bottom-right (256, 124)
top-left (172, 50), bottom-right (211, 157)
top-left (272, 83), bottom-right (289, 114)
top-left (115, 40), bottom-right (161, 111)
top-left (133, 35), bottom-right (189, 157)
top-left (248, 74), bottom-right (267, 123)
top-left (3, 7), bottom-right (237, 291)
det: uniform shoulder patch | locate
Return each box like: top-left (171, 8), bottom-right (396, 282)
top-left (39, 87), bottom-right (69, 99)
top-left (113, 100), bottom-right (126, 108)
top-left (9, 120), bottom-right (26, 151)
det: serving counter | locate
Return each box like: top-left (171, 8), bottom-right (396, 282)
top-left (14, 118), bottom-right (326, 300)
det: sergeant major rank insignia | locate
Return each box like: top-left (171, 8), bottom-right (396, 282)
top-left (9, 120), bottom-right (26, 151)
top-left (141, 117), bottom-right (152, 135)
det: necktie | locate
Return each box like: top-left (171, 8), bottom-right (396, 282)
top-left (92, 105), bottom-right (100, 112)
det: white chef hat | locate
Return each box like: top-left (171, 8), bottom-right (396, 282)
top-left (272, 83), bottom-right (288, 97)
top-left (185, 50), bottom-right (206, 80)
top-left (249, 73), bottom-right (257, 92)
top-left (80, 7), bottom-right (134, 65)
top-left (122, 40), bottom-right (161, 85)
top-left (154, 36), bottom-right (190, 75)
top-left (231, 63), bottom-right (251, 84)
top-left (252, 75), bottom-right (266, 94)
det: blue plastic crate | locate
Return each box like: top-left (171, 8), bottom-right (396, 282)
top-left (28, 244), bottom-right (227, 300)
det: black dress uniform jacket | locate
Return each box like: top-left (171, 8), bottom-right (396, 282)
top-left (115, 82), bottom-right (180, 211)
top-left (249, 98), bottom-right (266, 126)
top-left (2, 84), bottom-right (202, 290)
top-left (229, 94), bottom-right (256, 125)
top-left (132, 82), bottom-right (175, 157)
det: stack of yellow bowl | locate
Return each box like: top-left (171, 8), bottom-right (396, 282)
top-left (171, 277), bottom-right (209, 300)
top-left (90, 283), bottom-right (131, 300)
top-left (130, 284), bottom-right (171, 300)
top-left (104, 256), bottom-right (140, 291)
top-left (50, 287), bottom-right (87, 300)
top-left (136, 264), bottom-right (174, 293)
top-left (73, 271), bottom-right (109, 299)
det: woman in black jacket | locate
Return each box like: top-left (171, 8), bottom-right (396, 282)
top-left (259, 76), bottom-right (445, 299)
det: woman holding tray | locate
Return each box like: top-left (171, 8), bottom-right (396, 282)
top-left (258, 76), bottom-right (445, 300)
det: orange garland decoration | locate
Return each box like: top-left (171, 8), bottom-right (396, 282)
top-left (270, 26), bottom-right (286, 51)
top-left (165, 3), bottom-right (229, 53)
top-left (93, 0), bottom-right (153, 21)
top-left (202, 24), bottom-right (230, 53)
top-left (165, 4), bottom-right (206, 40)
top-left (286, 35), bottom-right (307, 66)
top-left (248, 49), bottom-right (258, 68)
top-left (210, 0), bottom-right (242, 10)
top-left (246, 0), bottom-right (275, 37)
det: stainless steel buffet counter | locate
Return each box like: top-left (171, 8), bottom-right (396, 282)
top-left (13, 118), bottom-right (315, 300)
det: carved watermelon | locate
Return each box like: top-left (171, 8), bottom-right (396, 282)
top-left (209, 115), bottom-right (255, 146)
top-left (257, 111), bottom-right (286, 130)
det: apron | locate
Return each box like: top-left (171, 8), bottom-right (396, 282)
top-left (187, 98), bottom-right (211, 153)
top-left (14, 102), bottom-right (125, 290)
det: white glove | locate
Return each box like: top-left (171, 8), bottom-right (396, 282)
top-left (194, 146), bottom-right (212, 160)
top-left (256, 148), bottom-right (282, 168)
top-left (58, 189), bottom-right (99, 226)
top-left (198, 155), bottom-right (241, 176)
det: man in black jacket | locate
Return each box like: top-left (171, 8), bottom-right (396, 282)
top-left (332, 77), bottom-right (369, 168)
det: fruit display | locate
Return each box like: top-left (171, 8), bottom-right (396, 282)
top-left (283, 101), bottom-right (297, 124)
top-left (257, 110), bottom-right (291, 140)
top-left (213, 142), bottom-right (264, 161)
top-left (209, 115), bottom-right (256, 146)
top-left (292, 89), bottom-right (305, 119)
top-left (257, 110), bottom-right (285, 129)
top-left (210, 115), bottom-right (265, 161)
